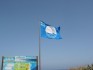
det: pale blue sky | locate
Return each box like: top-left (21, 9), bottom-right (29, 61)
top-left (0, 0), bottom-right (93, 69)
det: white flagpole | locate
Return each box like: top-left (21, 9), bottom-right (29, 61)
top-left (39, 21), bottom-right (41, 70)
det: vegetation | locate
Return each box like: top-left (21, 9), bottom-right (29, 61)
top-left (69, 64), bottom-right (93, 70)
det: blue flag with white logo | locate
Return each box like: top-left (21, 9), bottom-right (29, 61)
top-left (40, 21), bottom-right (62, 39)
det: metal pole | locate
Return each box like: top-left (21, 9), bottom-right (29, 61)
top-left (39, 22), bottom-right (41, 70)
top-left (36, 56), bottom-right (38, 70)
top-left (1, 56), bottom-right (4, 70)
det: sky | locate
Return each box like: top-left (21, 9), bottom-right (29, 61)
top-left (0, 0), bottom-right (93, 69)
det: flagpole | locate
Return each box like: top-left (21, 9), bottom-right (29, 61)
top-left (39, 21), bottom-right (41, 70)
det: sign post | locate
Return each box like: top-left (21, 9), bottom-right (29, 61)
top-left (1, 56), bottom-right (38, 70)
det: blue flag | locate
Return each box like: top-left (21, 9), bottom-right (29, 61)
top-left (40, 21), bottom-right (62, 39)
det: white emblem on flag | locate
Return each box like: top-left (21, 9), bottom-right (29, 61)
top-left (45, 26), bottom-right (57, 34)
